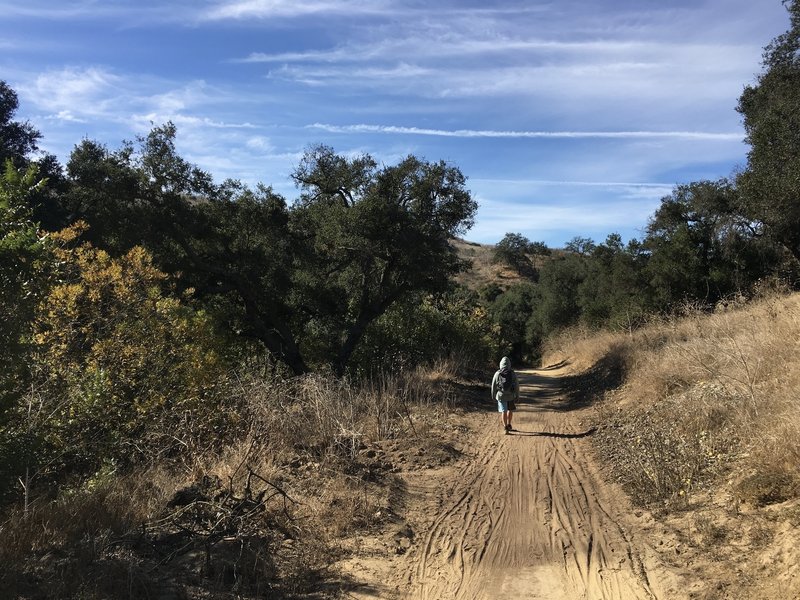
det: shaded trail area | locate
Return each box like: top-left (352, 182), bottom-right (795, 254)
top-left (393, 366), bottom-right (682, 600)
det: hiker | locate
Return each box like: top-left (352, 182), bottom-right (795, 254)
top-left (491, 356), bottom-right (519, 434)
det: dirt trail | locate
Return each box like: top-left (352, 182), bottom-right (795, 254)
top-left (377, 365), bottom-right (684, 600)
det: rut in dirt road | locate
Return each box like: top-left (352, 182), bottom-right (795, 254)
top-left (404, 367), bottom-right (673, 600)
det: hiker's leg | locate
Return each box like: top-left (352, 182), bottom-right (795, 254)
top-left (507, 410), bottom-right (513, 428)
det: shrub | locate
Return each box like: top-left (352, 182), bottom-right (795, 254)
top-left (3, 231), bottom-right (230, 497)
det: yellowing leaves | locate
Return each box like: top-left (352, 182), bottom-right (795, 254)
top-left (32, 236), bottom-right (227, 462)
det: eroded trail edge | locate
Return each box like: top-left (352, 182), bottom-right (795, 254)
top-left (398, 367), bottom-right (680, 600)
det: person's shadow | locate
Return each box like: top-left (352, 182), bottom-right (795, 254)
top-left (509, 428), bottom-right (596, 438)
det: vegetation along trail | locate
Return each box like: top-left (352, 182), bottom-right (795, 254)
top-left (392, 366), bottom-right (682, 600)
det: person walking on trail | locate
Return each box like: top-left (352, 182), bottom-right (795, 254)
top-left (491, 356), bottom-right (519, 434)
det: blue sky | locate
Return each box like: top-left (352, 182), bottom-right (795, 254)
top-left (0, 0), bottom-right (791, 247)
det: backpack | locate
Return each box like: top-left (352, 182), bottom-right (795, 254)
top-left (498, 368), bottom-right (513, 394)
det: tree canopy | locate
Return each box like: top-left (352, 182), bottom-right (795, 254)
top-left (290, 145), bottom-right (477, 374)
top-left (737, 0), bottom-right (800, 261)
top-left (0, 81), bottom-right (41, 168)
top-left (56, 131), bottom-right (478, 376)
top-left (493, 232), bottom-right (549, 277)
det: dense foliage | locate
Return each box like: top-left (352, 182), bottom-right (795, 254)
top-left (0, 161), bottom-right (48, 422)
top-left (0, 84), bottom-right (486, 511)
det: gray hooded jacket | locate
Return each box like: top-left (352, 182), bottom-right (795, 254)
top-left (491, 357), bottom-right (519, 402)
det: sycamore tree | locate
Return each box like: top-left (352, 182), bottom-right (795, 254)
top-left (737, 0), bottom-right (800, 262)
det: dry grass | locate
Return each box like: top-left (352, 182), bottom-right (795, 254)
top-left (451, 237), bottom-right (566, 293)
top-left (0, 467), bottom-right (175, 597)
top-left (542, 325), bottom-right (633, 372)
top-left (546, 292), bottom-right (800, 509)
top-left (0, 358), bottom-right (471, 598)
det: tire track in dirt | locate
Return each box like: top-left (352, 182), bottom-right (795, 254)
top-left (401, 367), bottom-right (681, 600)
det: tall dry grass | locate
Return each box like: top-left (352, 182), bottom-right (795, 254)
top-left (0, 467), bottom-right (175, 597)
top-left (545, 292), bottom-right (800, 508)
top-left (0, 358), bottom-right (467, 598)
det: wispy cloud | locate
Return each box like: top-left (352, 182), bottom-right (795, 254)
top-left (44, 110), bottom-right (88, 124)
top-left (0, 1), bottom-right (198, 24)
top-left (237, 38), bottom-right (657, 64)
top-left (240, 33), bottom-right (758, 131)
top-left (23, 67), bottom-right (124, 120)
top-left (133, 113), bottom-right (258, 130)
top-left (18, 68), bottom-right (256, 130)
top-left (308, 123), bottom-right (742, 141)
top-left (201, 0), bottom-right (394, 21)
top-left (471, 178), bottom-right (675, 190)
top-left (0, 1), bottom-right (121, 19)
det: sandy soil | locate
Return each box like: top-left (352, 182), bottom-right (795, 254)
top-left (339, 365), bottom-right (685, 600)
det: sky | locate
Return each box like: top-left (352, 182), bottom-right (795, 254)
top-left (0, 0), bottom-right (792, 247)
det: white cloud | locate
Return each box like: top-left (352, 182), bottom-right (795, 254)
top-left (221, 0), bottom-right (776, 138)
top-left (237, 32), bottom-right (759, 138)
top-left (0, 2), bottom-right (118, 19)
top-left (201, 0), bottom-right (394, 21)
top-left (133, 113), bottom-right (257, 130)
top-left (237, 38), bottom-right (657, 64)
top-left (24, 67), bottom-right (123, 117)
top-left (45, 110), bottom-right (87, 123)
top-left (18, 68), bottom-right (256, 130)
top-left (0, 1), bottom-right (196, 24)
top-left (308, 123), bottom-right (741, 141)
top-left (245, 136), bottom-right (273, 150)
top-left (471, 178), bottom-right (674, 191)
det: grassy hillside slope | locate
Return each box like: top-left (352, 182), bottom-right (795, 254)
top-left (542, 291), bottom-right (800, 599)
top-left (452, 238), bottom-right (556, 291)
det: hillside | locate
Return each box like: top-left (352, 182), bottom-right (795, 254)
top-left (451, 238), bottom-right (557, 291)
top-left (451, 238), bottom-right (510, 290)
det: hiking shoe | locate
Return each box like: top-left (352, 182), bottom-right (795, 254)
top-left (504, 424), bottom-right (511, 431)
